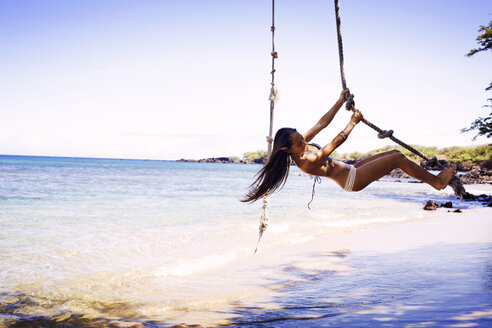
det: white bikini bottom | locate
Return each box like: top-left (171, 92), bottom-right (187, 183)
top-left (344, 165), bottom-right (356, 192)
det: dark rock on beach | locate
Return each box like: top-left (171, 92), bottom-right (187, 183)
top-left (424, 200), bottom-right (456, 211)
top-left (442, 201), bottom-right (453, 208)
top-left (425, 200), bottom-right (462, 213)
top-left (423, 200), bottom-right (438, 211)
top-left (424, 193), bottom-right (492, 210)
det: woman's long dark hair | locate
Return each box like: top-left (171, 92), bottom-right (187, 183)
top-left (242, 128), bottom-right (296, 203)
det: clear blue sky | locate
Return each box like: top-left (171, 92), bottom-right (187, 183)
top-left (1, 0), bottom-right (490, 160)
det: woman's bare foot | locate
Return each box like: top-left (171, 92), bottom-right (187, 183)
top-left (435, 165), bottom-right (457, 190)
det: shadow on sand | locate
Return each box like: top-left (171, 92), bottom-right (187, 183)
top-left (222, 243), bottom-right (492, 327)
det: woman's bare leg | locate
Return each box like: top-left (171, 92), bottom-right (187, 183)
top-left (351, 150), bottom-right (456, 191)
top-left (353, 150), bottom-right (400, 168)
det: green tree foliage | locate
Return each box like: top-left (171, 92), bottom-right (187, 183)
top-left (440, 145), bottom-right (491, 164)
top-left (461, 111), bottom-right (492, 140)
top-left (466, 21), bottom-right (492, 57)
top-left (463, 20), bottom-right (492, 140)
top-left (243, 150), bottom-right (268, 160)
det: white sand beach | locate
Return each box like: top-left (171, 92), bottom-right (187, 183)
top-left (219, 207), bottom-right (492, 327)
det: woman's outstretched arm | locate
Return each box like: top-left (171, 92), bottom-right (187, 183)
top-left (303, 89), bottom-right (350, 142)
top-left (306, 110), bottom-right (363, 168)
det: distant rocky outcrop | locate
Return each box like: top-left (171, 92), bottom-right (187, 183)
top-left (386, 168), bottom-right (414, 180)
top-left (459, 166), bottom-right (492, 185)
top-left (177, 156), bottom-right (266, 164)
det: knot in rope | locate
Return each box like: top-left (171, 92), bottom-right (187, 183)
top-left (345, 94), bottom-right (355, 111)
top-left (377, 129), bottom-right (394, 139)
top-left (271, 51), bottom-right (278, 58)
top-left (255, 196), bottom-right (271, 254)
top-left (269, 85), bottom-right (279, 103)
top-left (259, 197), bottom-right (270, 234)
top-left (425, 156), bottom-right (439, 168)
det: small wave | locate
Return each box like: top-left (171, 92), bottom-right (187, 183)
top-left (0, 195), bottom-right (44, 201)
top-left (153, 250), bottom-right (240, 277)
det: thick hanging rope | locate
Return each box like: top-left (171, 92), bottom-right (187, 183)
top-left (255, 0), bottom-right (278, 254)
top-left (333, 0), bottom-right (466, 197)
top-left (334, 0), bottom-right (347, 91)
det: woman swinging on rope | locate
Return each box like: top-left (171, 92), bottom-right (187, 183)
top-left (243, 89), bottom-right (457, 203)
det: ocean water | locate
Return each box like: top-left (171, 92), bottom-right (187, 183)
top-left (0, 155), bottom-right (489, 327)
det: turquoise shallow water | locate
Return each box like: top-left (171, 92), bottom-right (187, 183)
top-left (0, 155), bottom-right (489, 326)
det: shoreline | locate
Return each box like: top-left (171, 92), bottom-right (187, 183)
top-left (1, 209), bottom-right (490, 327)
